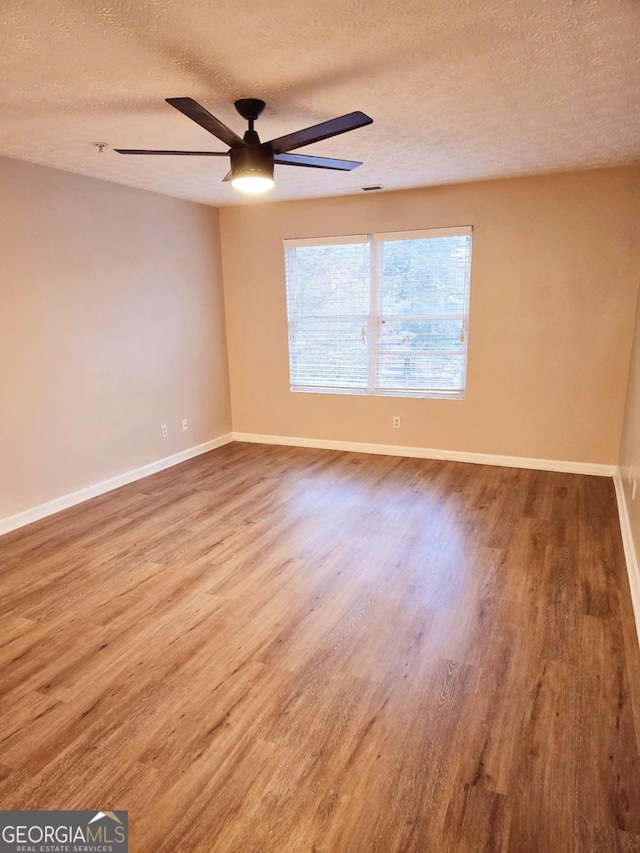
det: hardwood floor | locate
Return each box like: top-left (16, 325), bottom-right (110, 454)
top-left (1, 442), bottom-right (640, 852)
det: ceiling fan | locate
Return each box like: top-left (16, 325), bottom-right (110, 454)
top-left (115, 98), bottom-right (373, 194)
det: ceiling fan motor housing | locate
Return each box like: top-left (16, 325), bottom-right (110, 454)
top-left (229, 145), bottom-right (274, 181)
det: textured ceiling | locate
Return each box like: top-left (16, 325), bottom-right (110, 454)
top-left (0, 0), bottom-right (638, 206)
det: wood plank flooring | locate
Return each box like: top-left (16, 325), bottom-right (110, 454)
top-left (1, 442), bottom-right (640, 852)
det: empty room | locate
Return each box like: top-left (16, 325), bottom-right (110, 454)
top-left (1, 0), bottom-right (639, 851)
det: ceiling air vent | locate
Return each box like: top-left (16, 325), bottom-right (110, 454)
top-left (361, 185), bottom-right (384, 192)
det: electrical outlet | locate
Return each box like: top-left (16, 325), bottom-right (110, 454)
top-left (393, 416), bottom-right (401, 429)
top-left (633, 480), bottom-right (637, 501)
top-left (161, 424), bottom-right (168, 438)
top-left (182, 418), bottom-right (188, 432)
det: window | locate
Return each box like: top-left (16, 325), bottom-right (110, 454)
top-left (284, 226), bottom-right (472, 399)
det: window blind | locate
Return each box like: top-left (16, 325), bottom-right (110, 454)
top-left (284, 227), bottom-right (472, 398)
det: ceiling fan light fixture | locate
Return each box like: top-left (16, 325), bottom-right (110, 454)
top-left (230, 146), bottom-right (274, 194)
top-left (231, 173), bottom-right (275, 194)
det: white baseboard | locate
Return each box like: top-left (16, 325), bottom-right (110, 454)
top-left (232, 432), bottom-right (615, 477)
top-left (0, 433), bottom-right (234, 537)
top-left (613, 469), bottom-right (640, 647)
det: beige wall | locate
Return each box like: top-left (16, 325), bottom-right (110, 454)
top-left (220, 167), bottom-right (640, 465)
top-left (2, 160), bottom-right (638, 523)
top-left (619, 288), bottom-right (640, 554)
top-left (0, 157), bottom-right (231, 520)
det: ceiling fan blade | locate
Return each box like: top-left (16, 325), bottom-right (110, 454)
top-left (266, 111), bottom-right (372, 154)
top-left (166, 98), bottom-right (248, 149)
top-left (222, 170), bottom-right (233, 182)
top-left (114, 149), bottom-right (229, 156)
top-left (274, 153), bottom-right (362, 171)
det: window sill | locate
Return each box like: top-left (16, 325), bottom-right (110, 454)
top-left (290, 386), bottom-right (465, 401)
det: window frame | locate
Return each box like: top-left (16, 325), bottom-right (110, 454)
top-left (283, 226), bottom-right (473, 400)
